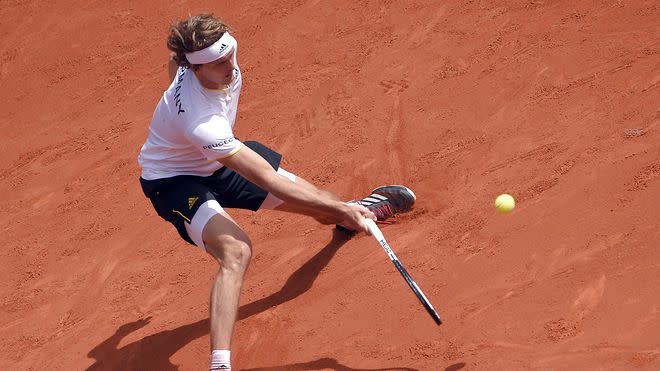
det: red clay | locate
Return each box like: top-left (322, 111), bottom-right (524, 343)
top-left (1, 0), bottom-right (658, 370)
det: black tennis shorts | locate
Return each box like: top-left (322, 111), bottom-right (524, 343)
top-left (139, 141), bottom-right (282, 245)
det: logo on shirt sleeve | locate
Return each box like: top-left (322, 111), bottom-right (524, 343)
top-left (202, 137), bottom-right (235, 150)
top-left (174, 69), bottom-right (186, 115)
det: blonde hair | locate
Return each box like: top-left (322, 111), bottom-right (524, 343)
top-left (167, 13), bottom-right (232, 68)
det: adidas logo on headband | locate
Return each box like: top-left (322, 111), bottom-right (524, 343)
top-left (185, 33), bottom-right (237, 65)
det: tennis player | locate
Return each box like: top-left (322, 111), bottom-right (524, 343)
top-left (138, 14), bottom-right (415, 370)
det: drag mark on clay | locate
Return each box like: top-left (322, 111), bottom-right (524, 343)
top-left (482, 142), bottom-right (564, 175)
top-left (407, 6), bottom-right (447, 48)
top-left (388, 93), bottom-right (403, 181)
top-left (527, 46), bottom-right (657, 104)
top-left (573, 275), bottom-right (606, 320)
top-left (626, 161), bottom-right (660, 191)
top-left (544, 318), bottom-right (580, 342)
top-left (379, 79), bottom-right (409, 180)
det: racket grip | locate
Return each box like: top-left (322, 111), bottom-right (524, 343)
top-left (364, 218), bottom-right (384, 240)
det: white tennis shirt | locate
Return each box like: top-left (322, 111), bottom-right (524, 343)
top-left (138, 63), bottom-right (243, 180)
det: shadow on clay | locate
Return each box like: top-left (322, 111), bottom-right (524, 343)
top-left (86, 229), bottom-right (355, 370)
top-left (241, 357), bottom-right (419, 370)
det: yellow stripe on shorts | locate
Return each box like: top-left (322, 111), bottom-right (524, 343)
top-left (172, 209), bottom-right (191, 223)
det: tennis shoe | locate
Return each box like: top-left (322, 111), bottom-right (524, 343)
top-left (370, 185), bottom-right (416, 214)
top-left (337, 185), bottom-right (416, 231)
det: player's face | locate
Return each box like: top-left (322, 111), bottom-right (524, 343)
top-left (195, 48), bottom-right (236, 88)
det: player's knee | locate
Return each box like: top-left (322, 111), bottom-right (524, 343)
top-left (206, 235), bottom-right (252, 272)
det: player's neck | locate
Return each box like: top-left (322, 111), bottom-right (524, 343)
top-left (194, 71), bottom-right (229, 90)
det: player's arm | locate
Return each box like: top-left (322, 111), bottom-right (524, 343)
top-left (168, 52), bottom-right (178, 82)
top-left (219, 146), bottom-right (371, 232)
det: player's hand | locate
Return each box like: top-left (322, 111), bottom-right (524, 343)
top-left (341, 203), bottom-right (376, 234)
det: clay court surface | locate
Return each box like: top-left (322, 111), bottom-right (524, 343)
top-left (1, 0), bottom-right (659, 370)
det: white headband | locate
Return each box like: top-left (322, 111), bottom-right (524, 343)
top-left (185, 32), bottom-right (237, 65)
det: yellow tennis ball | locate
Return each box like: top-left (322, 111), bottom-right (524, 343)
top-left (495, 194), bottom-right (515, 213)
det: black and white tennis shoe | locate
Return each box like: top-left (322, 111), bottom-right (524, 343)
top-left (337, 185), bottom-right (416, 231)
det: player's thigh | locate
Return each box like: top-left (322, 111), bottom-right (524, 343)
top-left (201, 211), bottom-right (252, 264)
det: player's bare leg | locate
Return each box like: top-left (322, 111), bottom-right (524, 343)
top-left (201, 212), bottom-right (252, 369)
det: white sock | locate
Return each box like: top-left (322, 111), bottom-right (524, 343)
top-left (210, 350), bottom-right (231, 370)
